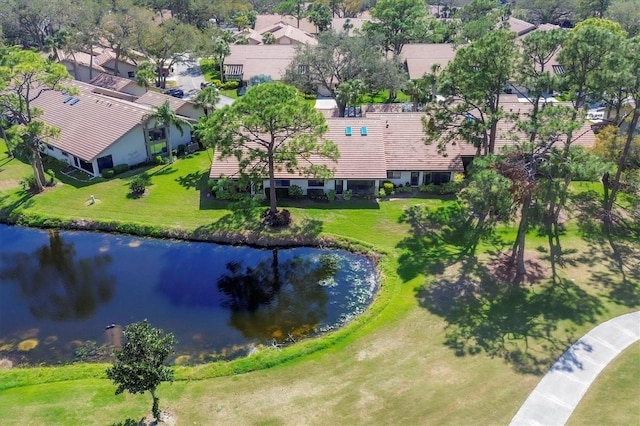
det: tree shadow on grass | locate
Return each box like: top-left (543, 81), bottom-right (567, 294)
top-left (111, 419), bottom-right (139, 426)
top-left (416, 264), bottom-right (605, 375)
top-left (194, 204), bottom-right (324, 245)
top-left (570, 189), bottom-right (640, 307)
top-left (174, 170), bottom-right (208, 191)
top-left (0, 190), bottom-right (35, 220)
top-left (395, 204), bottom-right (507, 282)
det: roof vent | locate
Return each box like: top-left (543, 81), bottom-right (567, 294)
top-left (361, 126), bottom-right (367, 136)
top-left (345, 126), bottom-right (352, 136)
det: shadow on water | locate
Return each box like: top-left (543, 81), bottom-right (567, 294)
top-left (219, 251), bottom-right (337, 341)
top-left (0, 229), bottom-right (116, 321)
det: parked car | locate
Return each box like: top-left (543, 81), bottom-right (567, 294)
top-left (164, 88), bottom-right (184, 98)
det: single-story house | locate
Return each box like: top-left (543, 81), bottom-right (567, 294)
top-left (32, 81), bottom-right (193, 177)
top-left (60, 46), bottom-right (140, 83)
top-left (209, 97), bottom-right (597, 196)
top-left (254, 14), bottom-right (317, 34)
top-left (224, 45), bottom-right (297, 84)
top-left (242, 22), bottom-right (317, 46)
top-left (399, 44), bottom-right (457, 80)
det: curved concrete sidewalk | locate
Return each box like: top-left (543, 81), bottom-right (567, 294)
top-left (510, 311), bottom-right (640, 426)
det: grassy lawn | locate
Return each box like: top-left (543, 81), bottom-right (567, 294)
top-left (568, 342), bottom-right (640, 425)
top-left (0, 138), bottom-right (638, 425)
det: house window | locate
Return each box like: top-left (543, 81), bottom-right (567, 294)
top-left (46, 144), bottom-right (54, 151)
top-left (128, 71), bottom-right (135, 78)
top-left (423, 172), bottom-right (451, 185)
top-left (61, 151), bottom-right (68, 157)
top-left (148, 128), bottom-right (166, 141)
top-left (387, 171), bottom-right (401, 179)
top-left (149, 141), bottom-right (167, 155)
top-left (308, 179), bottom-right (324, 187)
top-left (274, 180), bottom-right (290, 187)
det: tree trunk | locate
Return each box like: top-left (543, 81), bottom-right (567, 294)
top-left (166, 126), bottom-right (173, 163)
top-left (603, 107), bottom-right (639, 226)
top-left (268, 146), bottom-right (278, 216)
top-left (150, 388), bottom-right (160, 422)
top-left (31, 149), bottom-right (46, 193)
top-left (511, 194), bottom-right (531, 285)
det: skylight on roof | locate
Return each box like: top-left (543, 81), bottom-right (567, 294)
top-left (361, 127), bottom-right (367, 136)
top-left (69, 98), bottom-right (80, 105)
top-left (63, 96), bottom-right (73, 103)
top-left (345, 126), bottom-right (352, 136)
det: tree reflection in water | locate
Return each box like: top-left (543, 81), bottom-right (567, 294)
top-left (217, 249), bottom-right (339, 341)
top-left (0, 230), bottom-right (115, 321)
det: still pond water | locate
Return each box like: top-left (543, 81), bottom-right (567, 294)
top-left (0, 224), bottom-right (378, 365)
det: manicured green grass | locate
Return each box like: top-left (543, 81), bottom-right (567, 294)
top-left (0, 142), bottom-right (638, 425)
top-left (568, 342), bottom-right (640, 425)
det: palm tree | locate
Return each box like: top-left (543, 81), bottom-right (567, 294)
top-left (135, 62), bottom-right (157, 92)
top-left (143, 101), bottom-right (191, 163)
top-left (193, 86), bottom-right (220, 117)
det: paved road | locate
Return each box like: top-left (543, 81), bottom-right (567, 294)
top-left (170, 58), bottom-right (234, 108)
top-left (510, 311), bottom-right (640, 426)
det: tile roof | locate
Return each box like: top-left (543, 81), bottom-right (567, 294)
top-left (399, 44), bottom-right (457, 80)
top-left (135, 90), bottom-right (190, 111)
top-left (210, 118), bottom-right (387, 180)
top-left (90, 73), bottom-right (137, 92)
top-left (225, 45), bottom-right (297, 81)
top-left (31, 81), bottom-right (151, 161)
top-left (262, 22), bottom-right (318, 45)
top-left (371, 113), bottom-right (466, 172)
top-left (504, 17), bottom-right (537, 36)
top-left (255, 14), bottom-right (317, 34)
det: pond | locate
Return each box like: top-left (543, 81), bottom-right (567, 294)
top-left (0, 224), bottom-right (378, 366)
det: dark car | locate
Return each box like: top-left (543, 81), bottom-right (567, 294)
top-left (164, 88), bottom-right (184, 98)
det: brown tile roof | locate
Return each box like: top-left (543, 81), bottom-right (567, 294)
top-left (504, 17), bottom-right (537, 36)
top-left (399, 44), bottom-right (457, 80)
top-left (60, 51), bottom-right (107, 72)
top-left (255, 14), bottom-right (317, 34)
top-left (89, 73), bottom-right (137, 92)
top-left (263, 23), bottom-right (318, 45)
top-left (210, 118), bottom-right (387, 180)
top-left (135, 90), bottom-right (190, 111)
top-left (31, 81), bottom-right (151, 161)
top-left (370, 112), bottom-right (466, 172)
top-left (225, 45), bottom-right (297, 81)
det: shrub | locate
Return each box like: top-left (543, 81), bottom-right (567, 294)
top-left (20, 175), bottom-right (37, 191)
top-left (101, 168), bottom-right (115, 179)
top-left (211, 79), bottom-right (223, 89)
top-left (440, 181), bottom-right (459, 194)
top-left (378, 188), bottom-right (387, 197)
top-left (288, 184), bottom-right (303, 199)
top-left (153, 156), bottom-right (164, 165)
top-left (129, 173), bottom-right (151, 196)
top-left (45, 169), bottom-right (56, 186)
top-left (343, 189), bottom-right (353, 200)
top-left (327, 189), bottom-right (336, 201)
top-left (113, 164), bottom-right (129, 175)
top-left (382, 181), bottom-right (395, 195)
top-left (419, 183), bottom-right (439, 193)
top-left (177, 144), bottom-right (186, 156)
top-left (263, 209), bottom-right (291, 228)
top-left (223, 80), bottom-right (239, 90)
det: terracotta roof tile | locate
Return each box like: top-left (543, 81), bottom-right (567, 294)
top-left (32, 81), bottom-right (151, 161)
top-left (225, 45), bottom-right (297, 81)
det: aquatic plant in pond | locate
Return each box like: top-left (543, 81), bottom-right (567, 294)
top-left (0, 224), bottom-right (378, 365)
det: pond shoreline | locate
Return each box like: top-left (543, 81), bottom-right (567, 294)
top-left (0, 212), bottom-right (380, 260)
